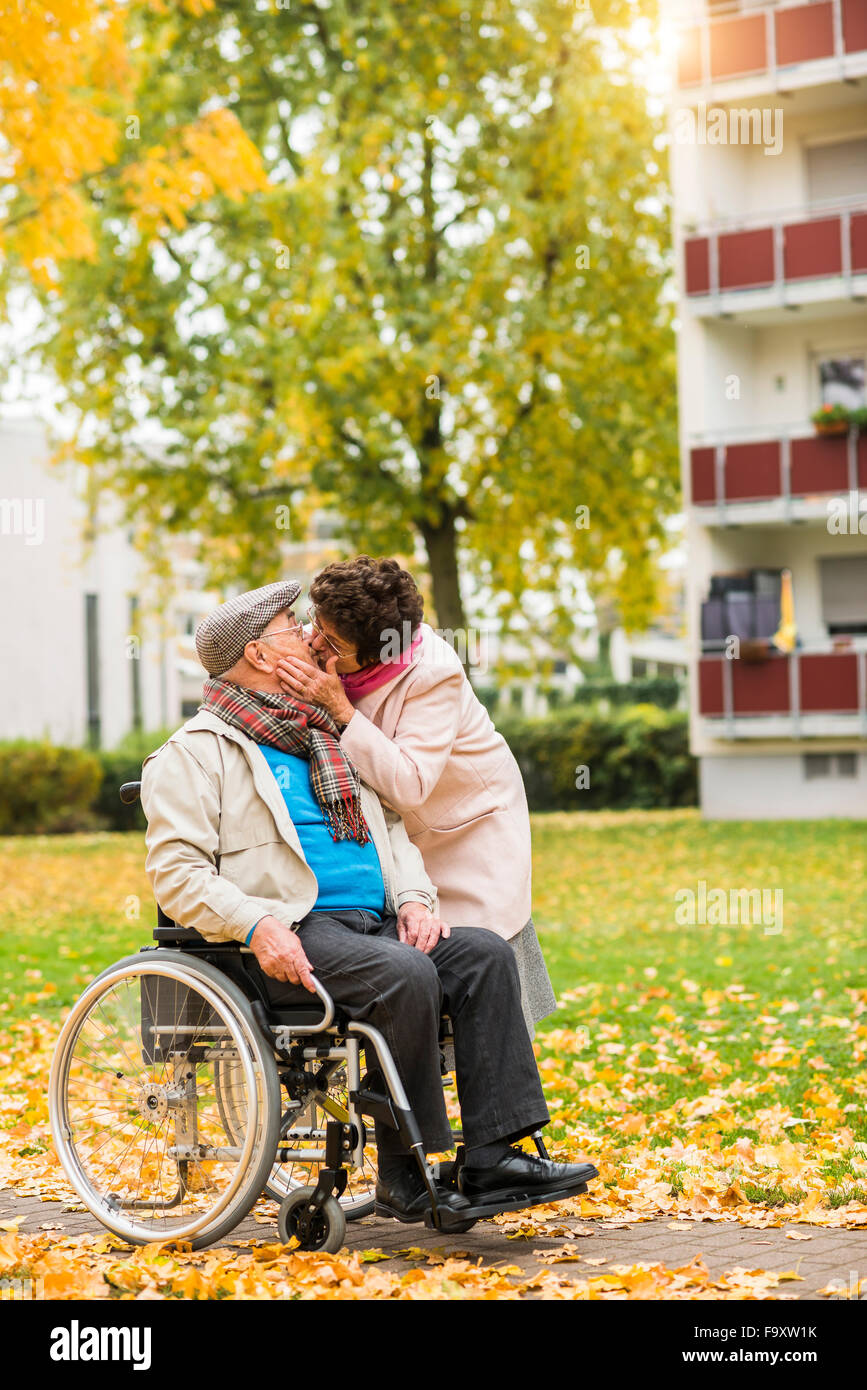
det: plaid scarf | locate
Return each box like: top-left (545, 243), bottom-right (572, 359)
top-left (200, 678), bottom-right (369, 845)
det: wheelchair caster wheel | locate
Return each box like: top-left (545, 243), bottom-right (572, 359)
top-left (278, 1186), bottom-right (346, 1253)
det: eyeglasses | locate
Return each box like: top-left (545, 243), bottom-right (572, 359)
top-left (307, 605), bottom-right (356, 658)
top-left (258, 614), bottom-right (303, 643)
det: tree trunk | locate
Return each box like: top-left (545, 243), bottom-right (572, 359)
top-left (418, 512), bottom-right (467, 637)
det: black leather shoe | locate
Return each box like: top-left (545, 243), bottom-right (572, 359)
top-left (457, 1149), bottom-right (598, 1201)
top-left (375, 1166), bottom-right (472, 1223)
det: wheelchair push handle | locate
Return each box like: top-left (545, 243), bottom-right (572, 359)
top-left (119, 781), bottom-right (142, 804)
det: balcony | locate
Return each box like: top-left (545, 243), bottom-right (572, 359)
top-left (698, 643), bottom-right (867, 737)
top-left (683, 201), bottom-right (867, 317)
top-left (689, 423), bottom-right (867, 521)
top-left (677, 0), bottom-right (867, 95)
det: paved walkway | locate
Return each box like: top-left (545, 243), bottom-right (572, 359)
top-left (2, 1186), bottom-right (864, 1298)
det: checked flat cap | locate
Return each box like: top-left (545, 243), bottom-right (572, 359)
top-left (195, 579), bottom-right (302, 675)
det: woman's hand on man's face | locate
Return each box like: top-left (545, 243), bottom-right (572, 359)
top-left (275, 651), bottom-right (355, 725)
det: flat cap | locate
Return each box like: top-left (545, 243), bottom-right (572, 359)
top-left (195, 579), bottom-right (302, 675)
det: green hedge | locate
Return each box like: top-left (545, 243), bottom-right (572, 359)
top-left (0, 738), bottom-right (168, 835)
top-left (568, 676), bottom-right (682, 710)
top-left (92, 751), bottom-right (148, 832)
top-left (94, 732), bottom-right (175, 831)
top-left (494, 704), bottom-right (697, 811)
top-left (0, 741), bottom-right (104, 834)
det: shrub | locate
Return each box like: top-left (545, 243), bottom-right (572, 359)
top-left (493, 704), bottom-right (697, 811)
top-left (95, 730), bottom-right (176, 831)
top-left (568, 675), bottom-right (682, 710)
top-left (92, 751), bottom-right (149, 832)
top-left (0, 741), bottom-right (103, 834)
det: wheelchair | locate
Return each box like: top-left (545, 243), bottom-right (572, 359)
top-left (49, 781), bottom-right (591, 1253)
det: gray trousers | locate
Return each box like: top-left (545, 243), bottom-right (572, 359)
top-left (244, 908), bottom-right (550, 1155)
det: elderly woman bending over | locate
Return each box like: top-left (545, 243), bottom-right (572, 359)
top-left (275, 555), bottom-right (557, 1035)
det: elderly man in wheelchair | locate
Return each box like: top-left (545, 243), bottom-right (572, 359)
top-left (48, 580), bottom-right (596, 1252)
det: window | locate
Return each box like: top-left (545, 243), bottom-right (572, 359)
top-left (819, 556), bottom-right (867, 635)
top-left (806, 137), bottom-right (867, 208)
top-left (85, 594), bottom-right (101, 749)
top-left (804, 753), bottom-right (831, 780)
top-left (129, 596), bottom-right (142, 734)
top-left (818, 356), bottom-right (866, 412)
top-left (804, 753), bottom-right (859, 780)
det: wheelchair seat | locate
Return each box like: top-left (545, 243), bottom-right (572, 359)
top-left (152, 908), bottom-right (336, 1028)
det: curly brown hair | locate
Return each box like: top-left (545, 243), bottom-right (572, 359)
top-left (309, 556), bottom-right (424, 666)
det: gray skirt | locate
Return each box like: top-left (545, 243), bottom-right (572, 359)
top-left (509, 916), bottom-right (558, 1038)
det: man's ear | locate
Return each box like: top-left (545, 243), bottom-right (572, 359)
top-left (244, 639), bottom-right (273, 673)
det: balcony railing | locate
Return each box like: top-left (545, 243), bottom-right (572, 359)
top-left (698, 645), bottom-right (867, 733)
top-left (677, 0), bottom-right (867, 90)
top-left (689, 424), bottom-right (867, 508)
top-left (684, 202), bottom-right (867, 300)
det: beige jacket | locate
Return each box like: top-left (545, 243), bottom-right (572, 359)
top-left (339, 624), bottom-right (532, 940)
top-left (140, 709), bottom-right (437, 945)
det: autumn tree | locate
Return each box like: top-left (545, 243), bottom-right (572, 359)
top-left (2, 0), bottom-right (677, 636)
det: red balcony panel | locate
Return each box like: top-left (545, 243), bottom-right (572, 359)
top-left (710, 15), bottom-right (767, 80)
top-left (783, 217), bottom-right (842, 280)
top-left (800, 654), bottom-right (860, 713)
top-left (684, 237), bottom-right (710, 294)
top-left (851, 214), bottom-right (867, 274)
top-left (698, 658), bottom-right (724, 716)
top-left (790, 434), bottom-right (849, 495)
top-left (860, 436), bottom-right (867, 490)
top-left (732, 656), bottom-right (790, 715)
top-left (718, 228), bottom-right (775, 290)
top-left (775, 3), bottom-right (835, 67)
top-left (678, 26), bottom-right (703, 86)
top-left (724, 440), bottom-right (780, 500)
top-left (691, 448), bottom-right (716, 504)
top-left (843, 0), bottom-right (867, 54)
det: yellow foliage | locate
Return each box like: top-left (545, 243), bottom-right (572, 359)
top-left (0, 0), bottom-right (268, 275)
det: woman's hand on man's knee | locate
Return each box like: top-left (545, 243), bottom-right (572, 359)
top-left (397, 902), bottom-right (451, 954)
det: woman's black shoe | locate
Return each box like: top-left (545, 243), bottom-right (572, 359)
top-left (457, 1149), bottom-right (598, 1201)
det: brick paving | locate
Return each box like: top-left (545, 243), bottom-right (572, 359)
top-left (2, 1184), bottom-right (864, 1298)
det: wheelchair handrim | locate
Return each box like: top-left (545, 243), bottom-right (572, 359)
top-left (49, 960), bottom-right (261, 1245)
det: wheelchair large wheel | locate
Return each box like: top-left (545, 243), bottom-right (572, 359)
top-left (49, 952), bottom-right (281, 1250)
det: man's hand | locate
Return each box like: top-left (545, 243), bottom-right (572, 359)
top-left (275, 651), bottom-right (356, 727)
top-left (397, 902), bottom-right (451, 955)
top-left (249, 915), bottom-right (317, 992)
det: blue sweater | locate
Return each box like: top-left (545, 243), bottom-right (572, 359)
top-left (245, 743), bottom-right (385, 944)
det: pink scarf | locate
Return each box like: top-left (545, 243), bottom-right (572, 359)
top-left (339, 627), bottom-right (423, 701)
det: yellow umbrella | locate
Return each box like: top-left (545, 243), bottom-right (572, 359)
top-left (772, 569), bottom-right (797, 653)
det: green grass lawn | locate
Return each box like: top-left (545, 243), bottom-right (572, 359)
top-left (0, 811), bottom-right (865, 1214)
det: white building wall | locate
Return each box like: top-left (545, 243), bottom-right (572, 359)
top-left (701, 752), bottom-right (867, 819)
top-left (0, 419), bottom-right (179, 747)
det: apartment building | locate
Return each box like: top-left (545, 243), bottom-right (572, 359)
top-left (666, 0), bottom-right (867, 816)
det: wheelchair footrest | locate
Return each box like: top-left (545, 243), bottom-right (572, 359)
top-left (425, 1178), bottom-right (592, 1230)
